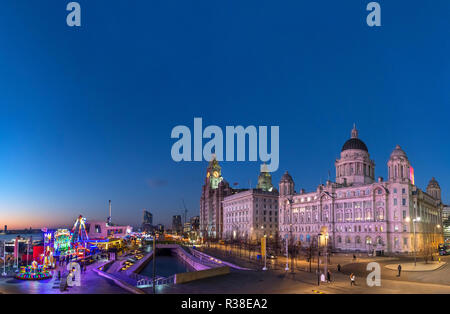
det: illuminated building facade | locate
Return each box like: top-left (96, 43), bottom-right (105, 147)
top-left (86, 221), bottom-right (132, 239)
top-left (199, 157), bottom-right (236, 239)
top-left (442, 205), bottom-right (450, 242)
top-left (279, 126), bottom-right (444, 254)
top-left (172, 215), bottom-right (183, 234)
top-left (223, 166), bottom-right (279, 241)
top-left (142, 210), bottom-right (153, 233)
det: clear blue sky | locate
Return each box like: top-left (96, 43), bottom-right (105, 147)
top-left (0, 1), bottom-right (449, 229)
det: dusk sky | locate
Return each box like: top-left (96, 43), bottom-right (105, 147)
top-left (0, 1), bottom-right (449, 229)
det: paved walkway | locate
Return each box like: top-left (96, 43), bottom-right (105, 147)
top-left (0, 259), bottom-right (129, 294)
top-left (154, 265), bottom-right (450, 294)
top-left (385, 261), bottom-right (447, 272)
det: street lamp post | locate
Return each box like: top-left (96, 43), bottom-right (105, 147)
top-left (2, 241), bottom-right (7, 277)
top-left (324, 234), bottom-right (328, 277)
top-left (410, 217), bottom-right (420, 266)
top-left (285, 197), bottom-right (293, 272)
top-left (285, 237), bottom-right (289, 271)
top-left (152, 234), bottom-right (156, 294)
top-left (435, 224), bottom-right (441, 257)
top-left (262, 235), bottom-right (267, 271)
top-left (317, 233), bottom-right (322, 286)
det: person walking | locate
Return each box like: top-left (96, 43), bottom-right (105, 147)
top-left (337, 264), bottom-right (341, 272)
top-left (397, 264), bottom-right (402, 277)
top-left (327, 270), bottom-right (331, 283)
top-left (350, 273), bottom-right (356, 286)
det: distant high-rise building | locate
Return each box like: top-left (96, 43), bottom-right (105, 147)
top-left (4, 225), bottom-right (7, 234)
top-left (142, 210), bottom-right (153, 232)
top-left (443, 205), bottom-right (450, 242)
top-left (155, 224), bottom-right (164, 233)
top-left (183, 222), bottom-right (191, 233)
top-left (190, 216), bottom-right (200, 231)
top-left (172, 215), bottom-right (182, 234)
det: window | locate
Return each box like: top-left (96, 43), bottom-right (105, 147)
top-left (394, 198), bottom-right (397, 206)
top-left (402, 188), bottom-right (406, 194)
top-left (402, 198), bottom-right (406, 206)
top-left (393, 188), bottom-right (397, 194)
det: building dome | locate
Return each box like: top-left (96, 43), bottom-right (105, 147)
top-left (427, 177), bottom-right (440, 189)
top-left (280, 171), bottom-right (293, 182)
top-left (390, 145), bottom-right (408, 159)
top-left (341, 124), bottom-right (368, 152)
top-left (341, 138), bottom-right (368, 152)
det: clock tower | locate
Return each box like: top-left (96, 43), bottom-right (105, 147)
top-left (206, 154), bottom-right (223, 189)
top-left (200, 154), bottom-right (235, 240)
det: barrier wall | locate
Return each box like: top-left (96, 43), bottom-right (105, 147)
top-left (174, 266), bottom-right (230, 284)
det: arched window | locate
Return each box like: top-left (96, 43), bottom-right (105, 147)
top-left (377, 208), bottom-right (384, 221)
top-left (366, 236), bottom-right (372, 245)
top-left (376, 237), bottom-right (383, 245)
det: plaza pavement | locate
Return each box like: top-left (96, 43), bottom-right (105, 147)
top-left (384, 261), bottom-right (446, 271)
top-left (162, 245), bottom-right (450, 294)
top-left (0, 259), bottom-right (129, 294)
top-left (154, 265), bottom-right (450, 294)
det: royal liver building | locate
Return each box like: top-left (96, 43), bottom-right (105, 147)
top-left (279, 126), bottom-right (444, 254)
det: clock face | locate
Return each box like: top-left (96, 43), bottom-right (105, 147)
top-left (213, 171), bottom-right (219, 178)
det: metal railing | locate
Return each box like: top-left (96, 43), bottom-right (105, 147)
top-left (136, 274), bottom-right (175, 288)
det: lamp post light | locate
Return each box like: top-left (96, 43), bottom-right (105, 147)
top-left (284, 237), bottom-right (289, 271)
top-left (2, 241), bottom-right (7, 277)
top-left (317, 239), bottom-right (320, 285)
top-left (435, 224), bottom-right (441, 256)
top-left (324, 234), bottom-right (329, 277)
top-left (285, 197), bottom-right (294, 272)
top-left (407, 217), bottom-right (421, 266)
top-left (262, 235), bottom-right (268, 271)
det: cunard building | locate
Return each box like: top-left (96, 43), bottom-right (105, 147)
top-left (279, 126), bottom-right (444, 254)
top-left (223, 164), bottom-right (279, 241)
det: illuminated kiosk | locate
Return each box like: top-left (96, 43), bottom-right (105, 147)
top-left (53, 229), bottom-right (72, 257)
top-left (15, 261), bottom-right (51, 280)
top-left (87, 220), bottom-right (132, 252)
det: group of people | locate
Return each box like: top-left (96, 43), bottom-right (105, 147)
top-left (57, 255), bottom-right (72, 267)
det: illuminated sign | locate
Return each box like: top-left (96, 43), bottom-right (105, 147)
top-left (410, 166), bottom-right (415, 185)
